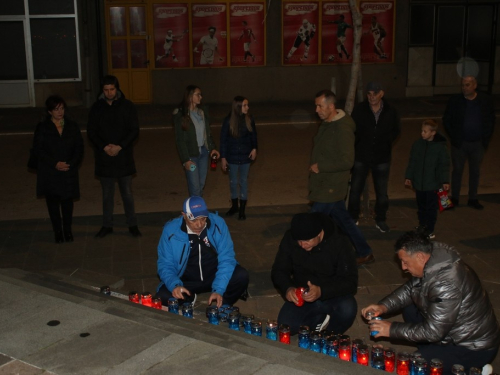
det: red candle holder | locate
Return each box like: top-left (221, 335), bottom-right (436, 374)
top-left (128, 291), bottom-right (140, 304)
top-left (141, 292), bottom-right (153, 307)
top-left (429, 359), bottom-right (443, 375)
top-left (152, 297), bottom-right (162, 309)
top-left (339, 343), bottom-right (351, 361)
top-left (396, 352), bottom-right (410, 375)
top-left (384, 348), bottom-right (395, 373)
top-left (357, 345), bottom-right (369, 366)
top-left (279, 324), bottom-right (291, 345)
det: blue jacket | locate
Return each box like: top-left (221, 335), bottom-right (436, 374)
top-left (220, 114), bottom-right (258, 164)
top-left (157, 213), bottom-right (237, 295)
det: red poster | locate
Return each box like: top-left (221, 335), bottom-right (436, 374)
top-left (153, 4), bottom-right (190, 68)
top-left (283, 2), bottom-right (319, 65)
top-left (192, 4), bottom-right (228, 67)
top-left (229, 3), bottom-right (265, 66)
top-left (321, 2), bottom-right (353, 64)
top-left (360, 1), bottom-right (395, 63)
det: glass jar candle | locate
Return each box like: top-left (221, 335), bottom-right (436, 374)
top-left (357, 344), bottom-right (369, 366)
top-left (321, 331), bottom-right (332, 355)
top-left (298, 326), bottom-right (310, 349)
top-left (384, 348), bottom-right (396, 373)
top-left (152, 297), bottom-right (162, 310)
top-left (373, 359), bottom-right (385, 370)
top-left (410, 352), bottom-right (422, 375)
top-left (141, 292), bottom-right (153, 307)
top-left (351, 339), bottom-right (364, 363)
top-left (325, 337), bottom-right (339, 358)
top-left (167, 297), bottom-right (179, 314)
top-left (242, 314), bottom-right (254, 334)
top-left (469, 368), bottom-right (482, 375)
top-left (429, 359), bottom-right (443, 375)
top-left (339, 334), bottom-right (351, 345)
top-left (370, 316), bottom-right (383, 336)
top-left (279, 324), bottom-right (291, 344)
top-left (229, 306), bottom-right (240, 314)
top-left (218, 312), bottom-right (228, 323)
top-left (397, 352), bottom-right (410, 375)
top-left (372, 344), bottom-right (384, 366)
top-left (206, 306), bottom-right (219, 325)
top-left (414, 358), bottom-right (427, 375)
top-left (228, 312), bottom-right (240, 331)
top-left (452, 365), bottom-right (465, 375)
top-left (339, 342), bottom-right (351, 361)
top-left (309, 331), bottom-right (322, 353)
top-left (181, 302), bottom-right (193, 318)
top-left (251, 321), bottom-right (262, 336)
top-left (266, 319), bottom-right (278, 341)
top-left (128, 291), bottom-right (140, 303)
top-left (100, 286), bottom-right (111, 295)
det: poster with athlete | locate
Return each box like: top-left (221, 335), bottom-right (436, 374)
top-left (153, 4), bottom-right (189, 68)
top-left (321, 2), bottom-right (353, 64)
top-left (360, 1), bottom-right (395, 63)
top-left (282, 2), bottom-right (319, 65)
top-left (192, 3), bottom-right (228, 67)
top-left (229, 3), bottom-right (265, 66)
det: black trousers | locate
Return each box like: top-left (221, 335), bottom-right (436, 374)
top-left (156, 264), bottom-right (249, 306)
top-left (403, 304), bottom-right (498, 374)
top-left (45, 197), bottom-right (74, 233)
top-left (415, 190), bottom-right (438, 233)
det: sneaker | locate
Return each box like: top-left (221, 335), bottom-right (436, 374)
top-left (423, 229), bottom-right (435, 239)
top-left (376, 221), bottom-right (390, 233)
top-left (467, 199), bottom-right (484, 210)
top-left (315, 314), bottom-right (330, 332)
top-left (129, 225), bottom-right (142, 237)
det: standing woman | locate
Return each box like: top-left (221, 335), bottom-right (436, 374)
top-left (174, 85), bottom-right (219, 197)
top-left (32, 95), bottom-right (84, 243)
top-left (220, 96), bottom-right (258, 220)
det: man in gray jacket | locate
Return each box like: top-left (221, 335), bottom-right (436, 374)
top-left (362, 231), bottom-right (500, 374)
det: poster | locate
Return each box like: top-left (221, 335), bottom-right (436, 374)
top-left (360, 1), bottom-right (395, 63)
top-left (153, 4), bottom-right (190, 68)
top-left (192, 3), bottom-right (228, 67)
top-left (321, 2), bottom-right (353, 64)
top-left (229, 3), bottom-right (265, 66)
top-left (282, 2), bottom-right (319, 65)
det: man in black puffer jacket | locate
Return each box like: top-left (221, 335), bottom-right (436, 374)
top-left (362, 231), bottom-right (500, 374)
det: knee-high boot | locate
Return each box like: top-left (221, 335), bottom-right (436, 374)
top-left (238, 200), bottom-right (247, 220)
top-left (226, 198), bottom-right (239, 216)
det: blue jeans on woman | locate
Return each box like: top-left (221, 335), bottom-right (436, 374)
top-left (185, 146), bottom-right (209, 197)
top-left (228, 163), bottom-right (250, 200)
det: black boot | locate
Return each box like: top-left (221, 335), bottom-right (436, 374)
top-left (226, 199), bottom-right (239, 216)
top-left (238, 200), bottom-right (247, 220)
top-left (54, 231), bottom-right (64, 243)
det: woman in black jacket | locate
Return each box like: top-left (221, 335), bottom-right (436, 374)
top-left (32, 95), bottom-right (84, 243)
top-left (220, 96), bottom-right (258, 220)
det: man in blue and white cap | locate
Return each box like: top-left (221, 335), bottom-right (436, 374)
top-left (156, 196), bottom-right (249, 308)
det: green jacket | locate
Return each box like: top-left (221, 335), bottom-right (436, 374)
top-left (173, 106), bottom-right (217, 164)
top-left (405, 133), bottom-right (450, 191)
top-left (309, 110), bottom-right (355, 202)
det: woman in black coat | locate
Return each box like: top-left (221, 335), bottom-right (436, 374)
top-left (32, 95), bottom-right (84, 243)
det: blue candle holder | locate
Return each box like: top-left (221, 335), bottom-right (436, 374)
top-left (251, 321), bottom-right (262, 336)
top-left (410, 352), bottom-right (422, 375)
top-left (351, 339), bottom-right (364, 363)
top-left (168, 297), bottom-right (179, 314)
top-left (206, 306), bottom-right (219, 325)
top-left (372, 359), bottom-right (385, 370)
top-left (218, 312), bottom-right (228, 323)
top-left (181, 302), bottom-right (193, 318)
top-left (266, 319), bottom-right (278, 341)
top-left (228, 312), bottom-right (240, 331)
top-left (370, 316), bottom-right (383, 336)
top-left (298, 326), bottom-right (310, 349)
top-left (309, 332), bottom-right (322, 353)
top-left (242, 315), bottom-right (254, 334)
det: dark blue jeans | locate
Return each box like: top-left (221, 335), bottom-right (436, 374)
top-left (403, 304), bottom-right (498, 374)
top-left (100, 175), bottom-right (137, 227)
top-left (312, 201), bottom-right (372, 257)
top-left (277, 294), bottom-right (357, 335)
top-left (415, 190), bottom-right (438, 233)
top-left (348, 162), bottom-right (390, 222)
top-left (451, 141), bottom-right (484, 201)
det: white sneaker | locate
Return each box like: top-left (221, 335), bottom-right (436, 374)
top-left (482, 364), bottom-right (492, 375)
top-left (315, 314), bottom-right (330, 331)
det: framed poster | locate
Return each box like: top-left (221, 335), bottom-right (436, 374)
top-left (321, 2), bottom-right (353, 64)
top-left (360, 1), bottom-right (395, 63)
top-left (153, 4), bottom-right (190, 68)
top-left (229, 3), bottom-right (265, 66)
top-left (283, 2), bottom-right (319, 65)
top-left (192, 3), bottom-right (228, 67)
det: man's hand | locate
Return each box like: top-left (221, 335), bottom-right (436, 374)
top-left (303, 281), bottom-right (321, 302)
top-left (369, 319), bottom-right (391, 338)
top-left (55, 161), bottom-right (70, 172)
top-left (172, 286), bottom-right (191, 300)
top-left (208, 292), bottom-right (223, 308)
top-left (361, 304), bottom-right (387, 319)
top-left (309, 163), bottom-right (319, 173)
top-left (285, 287), bottom-right (299, 304)
top-left (105, 144), bottom-right (122, 156)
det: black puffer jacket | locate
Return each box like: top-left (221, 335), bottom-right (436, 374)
top-left (380, 243), bottom-right (500, 350)
top-left (219, 114), bottom-right (258, 165)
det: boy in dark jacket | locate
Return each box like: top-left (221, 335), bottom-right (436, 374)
top-left (405, 119), bottom-right (450, 239)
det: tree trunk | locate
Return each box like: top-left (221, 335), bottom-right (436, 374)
top-left (345, 0), bottom-right (363, 115)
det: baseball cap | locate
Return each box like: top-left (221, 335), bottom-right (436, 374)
top-left (182, 196), bottom-right (209, 220)
top-left (290, 213), bottom-right (323, 241)
top-left (366, 81), bottom-right (383, 93)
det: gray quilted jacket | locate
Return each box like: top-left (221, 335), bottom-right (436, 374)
top-left (379, 242), bottom-right (500, 350)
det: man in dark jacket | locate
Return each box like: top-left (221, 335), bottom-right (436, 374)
top-left (349, 82), bottom-right (400, 233)
top-left (272, 212), bottom-right (358, 334)
top-left (362, 231), bottom-right (500, 374)
top-left (443, 75), bottom-right (495, 210)
top-left (87, 75), bottom-right (141, 238)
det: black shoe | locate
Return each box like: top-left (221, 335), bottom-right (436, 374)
top-left (226, 199), bottom-right (239, 216)
top-left (64, 231), bottom-right (74, 242)
top-left (95, 226), bottom-right (113, 238)
top-left (467, 199), bottom-right (484, 210)
top-left (129, 225), bottom-right (142, 237)
top-left (238, 200), bottom-right (247, 220)
top-left (356, 253), bottom-right (375, 266)
top-left (450, 197), bottom-right (459, 208)
top-left (54, 231), bottom-right (64, 244)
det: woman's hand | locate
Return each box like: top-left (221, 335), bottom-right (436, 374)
top-left (184, 161), bottom-right (195, 171)
top-left (56, 161), bottom-right (70, 172)
top-left (221, 158), bottom-right (228, 171)
top-left (249, 149), bottom-right (257, 161)
top-left (210, 149), bottom-right (220, 159)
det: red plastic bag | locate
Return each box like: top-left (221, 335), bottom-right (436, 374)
top-left (437, 189), bottom-right (454, 212)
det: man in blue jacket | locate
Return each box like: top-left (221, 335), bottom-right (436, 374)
top-left (156, 196), bottom-right (249, 308)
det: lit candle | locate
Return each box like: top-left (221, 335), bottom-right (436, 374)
top-left (384, 348), bottom-right (395, 372)
top-left (309, 331), bottom-right (322, 353)
top-left (181, 302), bottom-right (193, 318)
top-left (206, 306), bottom-right (219, 325)
top-left (251, 321), bottom-right (262, 336)
top-left (167, 297), bottom-right (179, 314)
top-left (351, 339), bottom-right (364, 363)
top-left (266, 320), bottom-right (278, 341)
top-left (372, 344), bottom-right (384, 366)
top-left (451, 364), bottom-right (465, 375)
top-left (279, 324), bottom-right (291, 344)
top-left (298, 326), bottom-right (310, 349)
top-left (357, 345), bottom-right (369, 366)
top-left (339, 342), bottom-right (351, 361)
top-left (228, 312), bottom-right (240, 330)
top-left (414, 358), bottom-right (427, 375)
top-left (100, 286), bottom-right (111, 295)
top-left (397, 352), bottom-right (410, 375)
top-left (128, 291), bottom-right (140, 304)
top-left (152, 297), bottom-right (162, 310)
top-left (141, 292), bottom-right (153, 307)
top-left (429, 359), bottom-right (443, 375)
top-left (410, 352), bottom-right (422, 375)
